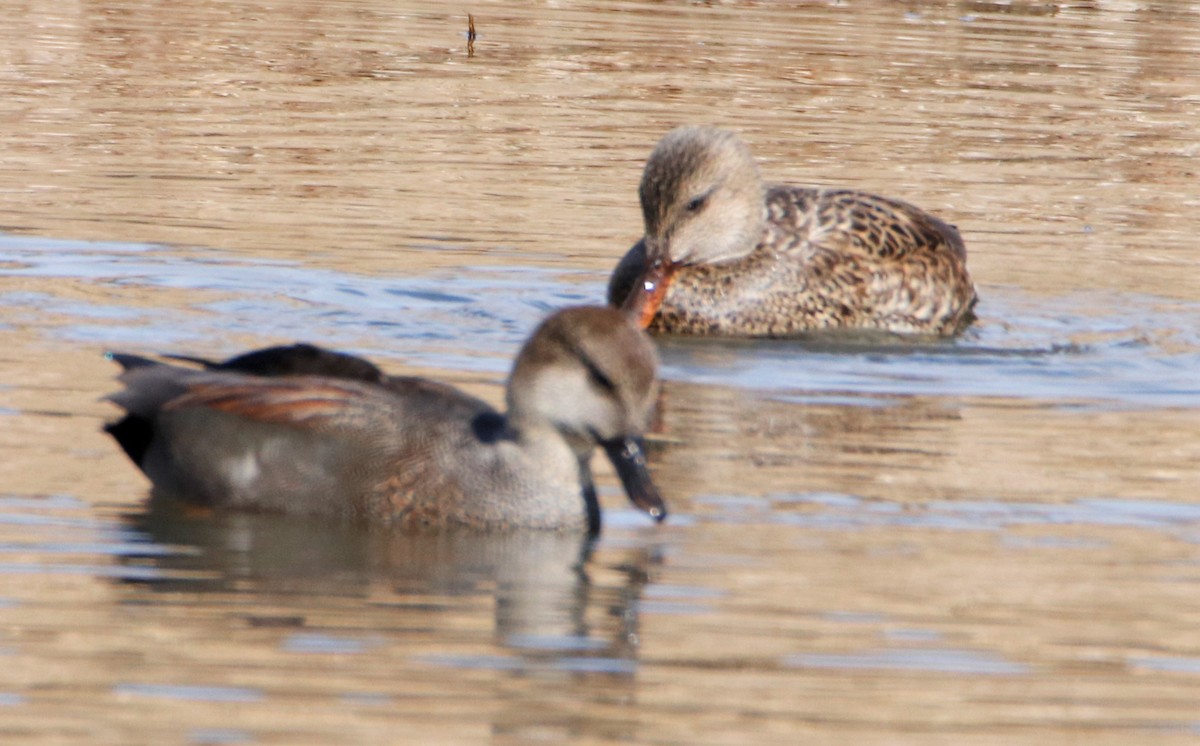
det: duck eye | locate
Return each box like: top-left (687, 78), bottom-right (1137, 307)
top-left (581, 356), bottom-right (617, 395)
top-left (685, 195), bottom-right (706, 213)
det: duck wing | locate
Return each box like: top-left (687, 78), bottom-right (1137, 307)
top-left (107, 363), bottom-right (499, 519)
top-left (163, 343), bottom-right (386, 383)
top-left (781, 187), bottom-right (967, 263)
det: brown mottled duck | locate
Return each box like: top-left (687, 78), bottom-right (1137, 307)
top-left (609, 126), bottom-right (977, 337)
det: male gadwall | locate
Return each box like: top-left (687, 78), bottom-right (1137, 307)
top-left (608, 126), bottom-right (977, 336)
top-left (104, 307), bottom-right (666, 535)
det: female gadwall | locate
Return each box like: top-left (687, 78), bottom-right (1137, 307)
top-left (608, 126), bottom-right (977, 336)
top-left (104, 307), bottom-right (666, 535)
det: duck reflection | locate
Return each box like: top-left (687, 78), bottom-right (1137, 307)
top-left (646, 372), bottom-right (966, 503)
top-left (127, 498), bottom-right (657, 635)
top-left (119, 499), bottom-right (662, 740)
top-left (122, 497), bottom-right (659, 674)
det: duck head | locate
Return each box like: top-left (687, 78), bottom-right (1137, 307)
top-left (623, 126), bottom-right (767, 327)
top-left (506, 307), bottom-right (666, 523)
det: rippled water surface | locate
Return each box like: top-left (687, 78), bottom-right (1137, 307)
top-left (2, 1), bottom-right (1200, 743)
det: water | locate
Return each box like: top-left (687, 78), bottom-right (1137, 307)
top-left (2, 0), bottom-right (1200, 743)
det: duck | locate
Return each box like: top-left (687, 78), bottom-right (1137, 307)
top-left (104, 306), bottom-right (667, 535)
top-left (608, 126), bottom-right (977, 337)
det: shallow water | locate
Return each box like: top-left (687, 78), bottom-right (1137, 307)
top-left (2, 0), bottom-right (1200, 743)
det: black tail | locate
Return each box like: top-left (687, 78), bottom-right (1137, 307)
top-left (103, 415), bottom-right (154, 467)
top-left (106, 352), bottom-right (162, 372)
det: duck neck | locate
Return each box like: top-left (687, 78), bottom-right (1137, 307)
top-left (578, 460), bottom-right (602, 537)
top-left (736, 203), bottom-right (769, 260)
top-left (505, 414), bottom-right (600, 531)
top-left (506, 411), bottom-right (592, 457)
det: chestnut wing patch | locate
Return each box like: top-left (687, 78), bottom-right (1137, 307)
top-left (165, 378), bottom-right (383, 428)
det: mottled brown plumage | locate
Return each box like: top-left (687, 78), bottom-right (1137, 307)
top-left (608, 126), bottom-right (977, 336)
top-left (104, 307), bottom-right (666, 535)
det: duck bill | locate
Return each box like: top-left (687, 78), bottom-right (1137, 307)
top-left (621, 259), bottom-right (678, 330)
top-left (602, 437), bottom-right (667, 523)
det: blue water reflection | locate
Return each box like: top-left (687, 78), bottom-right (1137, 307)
top-left (4, 235), bottom-right (1200, 409)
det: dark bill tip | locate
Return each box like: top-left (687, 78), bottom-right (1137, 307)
top-left (602, 437), bottom-right (667, 523)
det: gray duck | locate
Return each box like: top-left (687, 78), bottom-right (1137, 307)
top-left (105, 307), bottom-right (666, 535)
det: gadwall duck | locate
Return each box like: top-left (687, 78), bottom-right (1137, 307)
top-left (104, 307), bottom-right (667, 535)
top-left (608, 126), bottom-right (977, 336)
